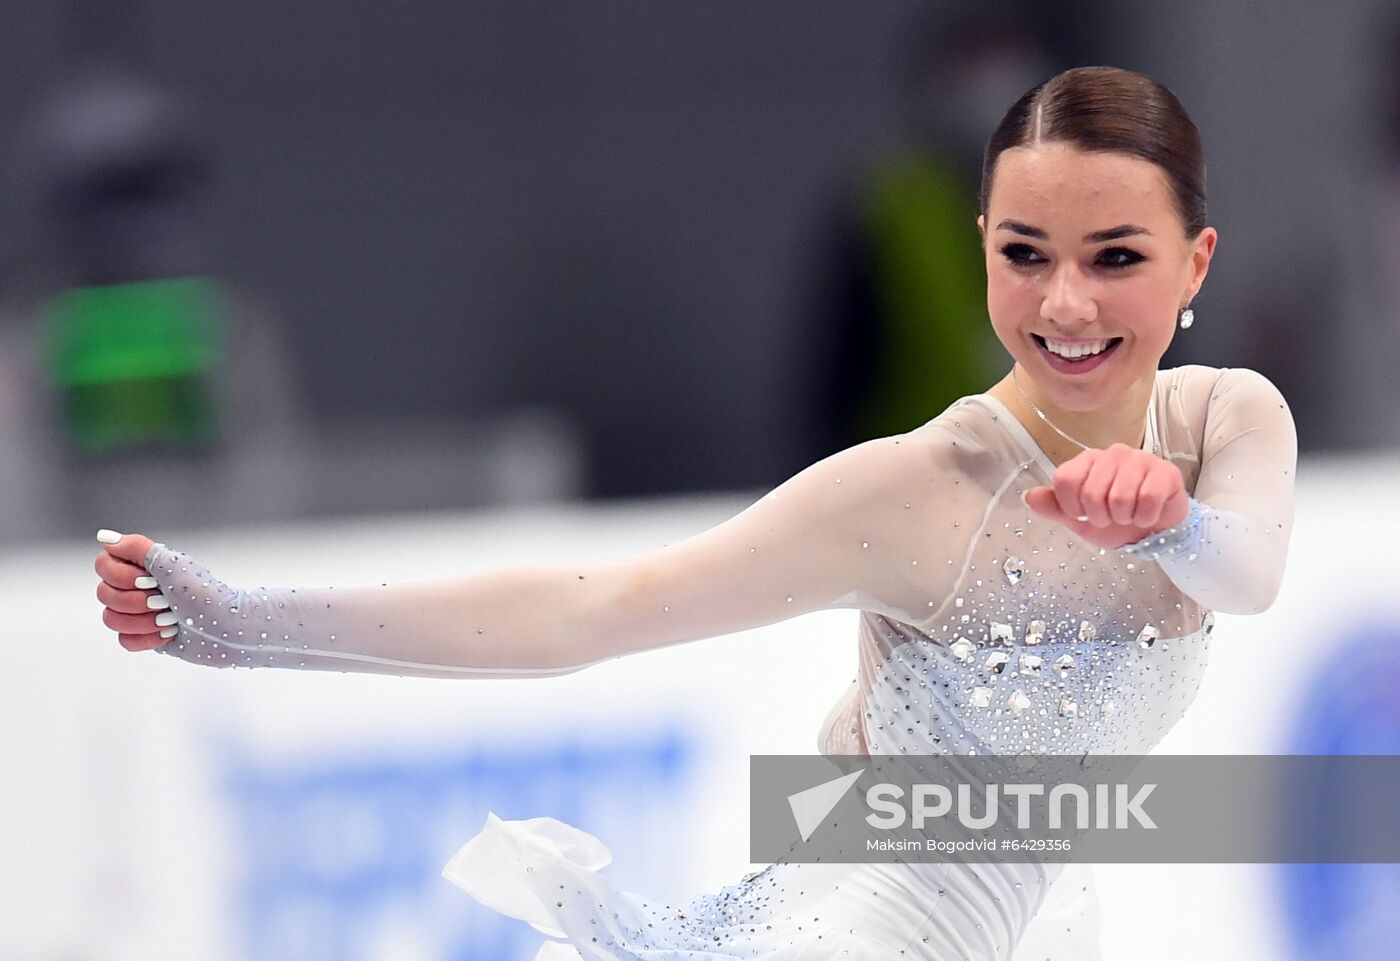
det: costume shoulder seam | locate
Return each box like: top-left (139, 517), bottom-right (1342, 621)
top-left (1161, 364), bottom-right (1277, 400)
top-left (1209, 365), bottom-right (1284, 400)
top-left (1158, 363), bottom-right (1225, 382)
top-left (906, 417), bottom-right (967, 457)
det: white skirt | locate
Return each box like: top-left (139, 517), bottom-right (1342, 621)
top-left (442, 811), bottom-right (1103, 961)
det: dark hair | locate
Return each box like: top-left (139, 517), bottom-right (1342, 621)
top-left (980, 66), bottom-right (1207, 238)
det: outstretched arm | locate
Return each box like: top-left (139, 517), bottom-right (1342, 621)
top-left (96, 433), bottom-right (927, 678)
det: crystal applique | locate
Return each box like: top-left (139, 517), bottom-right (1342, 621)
top-left (1019, 654), bottom-right (1043, 675)
top-left (1053, 653), bottom-right (1076, 676)
top-left (970, 687), bottom-right (993, 708)
top-left (1003, 557), bottom-right (1025, 586)
top-left (1078, 620), bottom-right (1096, 643)
top-left (1058, 697), bottom-right (1078, 718)
top-left (1102, 700), bottom-right (1118, 718)
top-left (990, 622), bottom-right (1014, 645)
top-left (950, 637), bottom-right (976, 661)
top-left (1008, 689), bottom-right (1031, 715)
top-left (984, 651), bottom-right (1010, 674)
top-left (1025, 618), bottom-right (1046, 645)
top-left (1137, 624), bottom-right (1160, 650)
top-left (1202, 611), bottom-right (1215, 636)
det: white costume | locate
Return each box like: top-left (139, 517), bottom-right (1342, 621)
top-left (141, 365), bottom-right (1296, 959)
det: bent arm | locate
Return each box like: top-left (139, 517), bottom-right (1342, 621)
top-left (145, 433), bottom-right (920, 677)
top-left (1120, 367), bottom-right (1297, 615)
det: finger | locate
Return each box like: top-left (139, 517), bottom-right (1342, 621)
top-left (1106, 457), bottom-right (1150, 527)
top-left (1159, 487), bottom-right (1190, 529)
top-left (118, 631), bottom-right (175, 652)
top-left (1132, 467), bottom-right (1178, 528)
top-left (1077, 454), bottom-right (1120, 528)
top-left (103, 606), bottom-right (171, 636)
top-left (95, 530), bottom-right (159, 570)
top-left (94, 550), bottom-right (156, 589)
top-left (97, 580), bottom-right (158, 615)
top-left (1051, 453), bottom-right (1095, 523)
top-left (1024, 486), bottom-right (1067, 523)
top-left (1028, 486), bottom-right (1101, 542)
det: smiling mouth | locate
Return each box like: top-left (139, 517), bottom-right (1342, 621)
top-left (1031, 334), bottom-right (1124, 360)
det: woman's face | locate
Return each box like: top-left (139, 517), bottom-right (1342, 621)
top-left (978, 142), bottom-right (1216, 412)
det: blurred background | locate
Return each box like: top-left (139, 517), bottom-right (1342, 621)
top-left (2, 0), bottom-right (1398, 958)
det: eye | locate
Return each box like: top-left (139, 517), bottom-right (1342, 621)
top-left (999, 243), bottom-right (1044, 267)
top-left (1098, 247), bottom-right (1145, 269)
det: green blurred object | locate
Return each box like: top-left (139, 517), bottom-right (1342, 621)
top-left (852, 153), bottom-right (1000, 441)
top-left (40, 277), bottom-right (227, 455)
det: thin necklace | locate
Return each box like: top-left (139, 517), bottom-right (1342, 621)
top-left (1011, 366), bottom-right (1157, 455)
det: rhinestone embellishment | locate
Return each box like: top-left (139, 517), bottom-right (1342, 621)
top-left (1003, 557), bottom-right (1025, 586)
top-left (1137, 624), bottom-right (1160, 650)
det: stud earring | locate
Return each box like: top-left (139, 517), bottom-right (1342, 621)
top-left (1179, 307), bottom-right (1195, 330)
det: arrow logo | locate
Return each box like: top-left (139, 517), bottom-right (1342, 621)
top-left (787, 767), bottom-right (865, 842)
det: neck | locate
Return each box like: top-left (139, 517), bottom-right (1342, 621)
top-left (990, 366), bottom-right (1155, 466)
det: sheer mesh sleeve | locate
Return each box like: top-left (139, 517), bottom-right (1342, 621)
top-left (1118, 367), bottom-right (1297, 615)
top-left (142, 431), bottom-right (948, 678)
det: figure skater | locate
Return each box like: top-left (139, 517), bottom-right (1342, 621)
top-left (93, 65), bottom-right (1296, 960)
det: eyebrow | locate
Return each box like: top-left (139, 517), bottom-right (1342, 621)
top-left (995, 220), bottom-right (1152, 243)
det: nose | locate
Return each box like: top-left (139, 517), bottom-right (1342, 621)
top-left (1039, 262), bottom-right (1098, 327)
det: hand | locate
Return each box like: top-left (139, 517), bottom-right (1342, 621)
top-left (94, 529), bottom-right (173, 652)
top-left (1023, 444), bottom-right (1189, 550)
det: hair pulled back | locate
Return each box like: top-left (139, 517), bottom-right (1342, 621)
top-left (980, 66), bottom-right (1207, 238)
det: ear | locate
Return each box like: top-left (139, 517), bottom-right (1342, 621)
top-left (1184, 226), bottom-right (1217, 302)
top-left (976, 214), bottom-right (987, 248)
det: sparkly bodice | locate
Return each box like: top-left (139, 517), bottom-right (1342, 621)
top-left (857, 602), bottom-right (1213, 757)
top-left (820, 366), bottom-right (1294, 759)
top-left (861, 390), bottom-right (1211, 755)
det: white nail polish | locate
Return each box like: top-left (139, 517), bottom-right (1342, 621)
top-left (1076, 515), bottom-right (1091, 522)
top-left (155, 611), bottom-right (179, 627)
top-left (96, 529), bottom-right (123, 544)
top-left (135, 575), bottom-right (158, 589)
top-left (146, 594), bottom-right (171, 610)
top-left (159, 627), bottom-right (178, 639)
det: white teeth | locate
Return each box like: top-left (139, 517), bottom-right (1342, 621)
top-left (1043, 337), bottom-right (1112, 359)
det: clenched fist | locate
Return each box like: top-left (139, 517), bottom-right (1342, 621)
top-left (1023, 443), bottom-right (1189, 550)
top-left (94, 529), bottom-right (173, 651)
